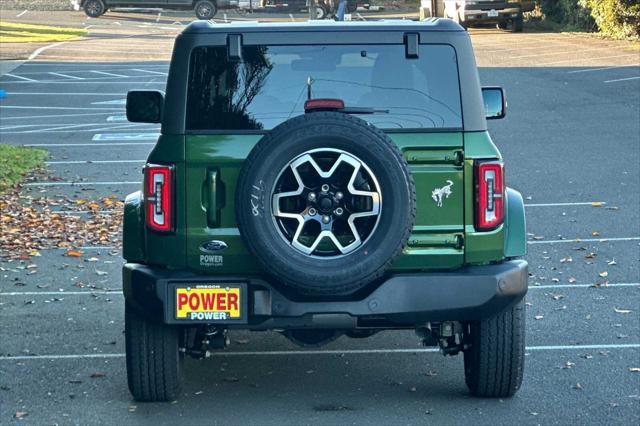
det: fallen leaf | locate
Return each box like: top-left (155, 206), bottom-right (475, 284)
top-left (629, 368), bottom-right (640, 372)
top-left (591, 202), bottom-right (604, 207)
top-left (563, 361), bottom-right (575, 369)
top-left (599, 271), bottom-right (609, 278)
top-left (224, 376), bottom-right (239, 382)
top-left (585, 252), bottom-right (597, 259)
top-left (409, 386), bottom-right (417, 392)
top-left (592, 231), bottom-right (600, 236)
top-left (95, 270), bottom-right (108, 276)
top-left (534, 315), bottom-right (544, 320)
top-left (425, 370), bottom-right (438, 377)
top-left (574, 383), bottom-right (582, 390)
top-left (128, 405), bottom-right (137, 412)
top-left (560, 257), bottom-right (573, 263)
top-left (90, 372), bottom-right (106, 378)
top-left (568, 277), bottom-right (577, 283)
top-left (552, 294), bottom-right (564, 300)
top-left (14, 411), bottom-right (27, 419)
top-left (608, 260), bottom-right (617, 266)
top-left (533, 236), bottom-right (544, 240)
top-left (614, 307), bottom-right (632, 314)
top-left (66, 250), bottom-right (83, 258)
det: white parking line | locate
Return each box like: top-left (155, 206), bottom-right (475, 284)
top-left (0, 291), bottom-right (121, 296)
top-left (540, 54), bottom-right (640, 66)
top-left (93, 133), bottom-right (159, 141)
top-left (1, 106), bottom-right (122, 111)
top-left (1, 344), bottom-right (638, 361)
top-left (106, 115), bottom-right (128, 122)
top-left (605, 76), bottom-right (640, 83)
top-left (531, 282), bottom-right (638, 289)
top-left (4, 73), bottom-right (37, 82)
top-left (49, 72), bottom-right (84, 80)
top-left (132, 68), bottom-right (168, 76)
top-left (2, 81), bottom-right (165, 85)
top-left (91, 70), bottom-right (128, 78)
top-left (4, 92), bottom-right (125, 96)
top-left (24, 142), bottom-right (153, 147)
top-left (45, 160), bottom-right (145, 165)
top-left (24, 181), bottom-right (139, 187)
top-left (567, 65), bottom-right (638, 74)
top-left (528, 237), bottom-right (640, 244)
top-left (51, 210), bottom-right (114, 214)
top-left (0, 112), bottom-right (115, 121)
top-left (525, 202), bottom-right (605, 207)
top-left (28, 41), bottom-right (68, 60)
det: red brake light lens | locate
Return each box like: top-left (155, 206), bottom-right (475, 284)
top-left (304, 98), bottom-right (345, 112)
top-left (475, 161), bottom-right (504, 231)
top-left (144, 164), bottom-right (173, 233)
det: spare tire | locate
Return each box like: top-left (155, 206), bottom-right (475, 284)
top-left (236, 112), bottom-right (415, 296)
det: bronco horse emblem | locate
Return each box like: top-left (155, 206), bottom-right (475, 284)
top-left (432, 180), bottom-right (454, 207)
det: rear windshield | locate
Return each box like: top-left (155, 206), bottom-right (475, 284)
top-left (186, 44), bottom-right (462, 131)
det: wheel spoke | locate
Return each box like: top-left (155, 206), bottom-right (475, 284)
top-left (271, 149), bottom-right (382, 257)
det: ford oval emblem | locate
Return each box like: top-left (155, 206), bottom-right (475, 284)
top-left (200, 240), bottom-right (228, 253)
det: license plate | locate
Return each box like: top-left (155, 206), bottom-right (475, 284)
top-left (488, 9), bottom-right (499, 17)
top-left (175, 285), bottom-right (243, 321)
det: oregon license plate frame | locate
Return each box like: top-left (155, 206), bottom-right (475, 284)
top-left (170, 282), bottom-right (248, 324)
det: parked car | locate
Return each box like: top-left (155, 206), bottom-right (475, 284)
top-left (73, 0), bottom-right (232, 20)
top-left (419, 1), bottom-right (536, 32)
top-left (123, 18), bottom-right (528, 402)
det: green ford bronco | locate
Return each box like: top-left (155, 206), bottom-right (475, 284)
top-left (123, 19), bottom-right (528, 402)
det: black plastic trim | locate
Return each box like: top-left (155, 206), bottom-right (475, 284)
top-left (123, 260), bottom-right (528, 328)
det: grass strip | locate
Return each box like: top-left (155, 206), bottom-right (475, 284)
top-left (0, 145), bottom-right (47, 193)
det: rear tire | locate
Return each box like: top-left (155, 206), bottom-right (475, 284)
top-left (83, 0), bottom-right (105, 17)
top-left (125, 304), bottom-right (183, 402)
top-left (463, 299), bottom-right (525, 398)
top-left (497, 21), bottom-right (508, 30)
top-left (194, 0), bottom-right (217, 20)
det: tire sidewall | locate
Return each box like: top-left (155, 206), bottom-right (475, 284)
top-left (195, 0), bottom-right (217, 19)
top-left (237, 113), bottom-right (414, 295)
top-left (84, 0), bottom-right (105, 17)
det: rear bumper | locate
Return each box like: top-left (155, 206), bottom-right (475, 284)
top-left (123, 260), bottom-right (528, 329)
top-left (463, 8), bottom-right (521, 23)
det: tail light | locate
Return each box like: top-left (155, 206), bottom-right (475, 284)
top-left (475, 161), bottom-right (504, 231)
top-left (144, 164), bottom-right (174, 233)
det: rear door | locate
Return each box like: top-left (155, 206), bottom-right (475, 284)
top-left (183, 40), bottom-right (465, 273)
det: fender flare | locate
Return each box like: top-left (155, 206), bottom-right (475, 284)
top-left (123, 191), bottom-right (145, 262)
top-left (504, 187), bottom-right (527, 258)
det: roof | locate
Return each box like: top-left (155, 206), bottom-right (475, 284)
top-left (182, 18), bottom-right (464, 34)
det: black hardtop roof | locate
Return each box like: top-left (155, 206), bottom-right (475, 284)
top-left (182, 18), bottom-right (464, 35)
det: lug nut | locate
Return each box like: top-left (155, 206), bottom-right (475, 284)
top-left (335, 207), bottom-right (344, 216)
top-left (335, 191), bottom-right (344, 200)
top-left (308, 208), bottom-right (317, 216)
top-left (307, 192), bottom-right (316, 202)
top-left (321, 184), bottom-right (330, 193)
top-left (322, 215), bottom-right (331, 224)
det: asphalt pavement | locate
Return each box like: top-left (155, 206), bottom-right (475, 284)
top-left (0, 10), bottom-right (639, 425)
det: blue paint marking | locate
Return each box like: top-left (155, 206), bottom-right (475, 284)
top-left (0, 89), bottom-right (6, 99)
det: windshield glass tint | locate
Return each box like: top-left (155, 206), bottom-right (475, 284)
top-left (186, 44), bottom-right (462, 131)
